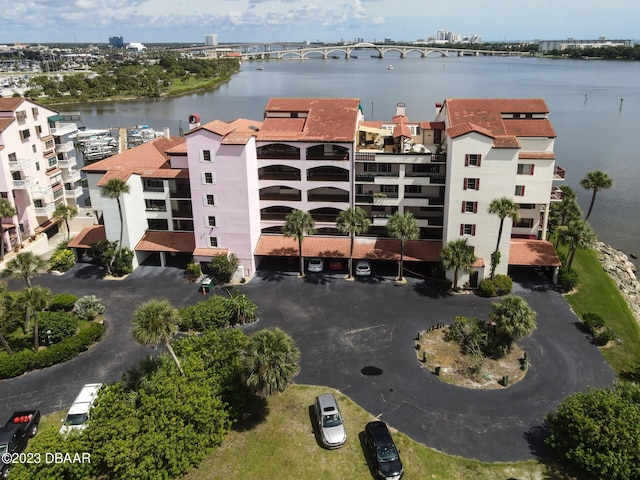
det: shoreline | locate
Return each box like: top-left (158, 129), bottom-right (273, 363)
top-left (594, 241), bottom-right (640, 323)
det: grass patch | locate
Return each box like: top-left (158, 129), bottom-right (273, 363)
top-left (167, 75), bottom-right (231, 96)
top-left (181, 384), bottom-right (562, 480)
top-left (39, 410), bottom-right (66, 432)
top-left (563, 247), bottom-right (640, 373)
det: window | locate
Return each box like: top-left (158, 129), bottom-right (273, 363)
top-left (53, 188), bottom-right (64, 199)
top-left (147, 219), bottom-right (169, 230)
top-left (201, 150), bottom-right (212, 162)
top-left (460, 224), bottom-right (476, 236)
top-left (143, 179), bottom-right (164, 191)
top-left (517, 164), bottom-right (535, 175)
top-left (48, 157), bottom-right (58, 168)
top-left (206, 216), bottom-right (217, 227)
top-left (44, 139), bottom-right (54, 151)
top-left (16, 111), bottom-right (26, 122)
top-left (465, 154), bottom-right (481, 167)
top-left (461, 201), bottom-right (478, 213)
top-left (35, 125), bottom-right (42, 136)
top-left (381, 185), bottom-right (398, 194)
top-left (514, 218), bottom-right (535, 228)
top-left (32, 107), bottom-right (39, 118)
top-left (34, 199), bottom-right (43, 208)
top-left (209, 236), bottom-right (218, 247)
top-left (32, 145), bottom-right (37, 153)
top-left (364, 163), bottom-right (391, 173)
top-left (19, 129), bottom-right (30, 140)
top-left (35, 162), bottom-right (40, 171)
top-left (518, 203), bottom-right (536, 209)
top-left (463, 178), bottom-right (480, 190)
top-left (201, 172), bottom-right (215, 184)
top-left (412, 164), bottom-right (438, 173)
top-left (515, 185), bottom-right (526, 196)
top-left (203, 194), bottom-right (217, 206)
top-left (144, 199), bottom-right (166, 211)
top-left (404, 185), bottom-right (422, 194)
top-left (8, 153), bottom-right (16, 162)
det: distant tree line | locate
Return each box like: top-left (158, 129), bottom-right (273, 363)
top-left (23, 55), bottom-right (240, 103)
top-left (545, 45), bottom-right (640, 60)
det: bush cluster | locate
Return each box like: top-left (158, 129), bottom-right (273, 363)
top-left (74, 295), bottom-right (105, 320)
top-left (477, 274), bottom-right (513, 297)
top-left (178, 295), bottom-right (232, 331)
top-left (49, 293), bottom-right (78, 312)
top-left (580, 311), bottom-right (616, 346)
top-left (0, 323), bottom-right (105, 379)
top-left (445, 316), bottom-right (488, 356)
top-left (207, 253), bottom-right (239, 284)
top-left (37, 311), bottom-right (78, 345)
top-left (184, 260), bottom-right (202, 283)
top-left (557, 267), bottom-right (578, 292)
top-left (49, 249), bottom-right (75, 272)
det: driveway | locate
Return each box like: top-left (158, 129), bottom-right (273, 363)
top-left (0, 264), bottom-right (614, 462)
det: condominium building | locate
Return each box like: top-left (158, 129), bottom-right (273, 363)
top-left (0, 98), bottom-right (82, 252)
top-left (75, 97), bottom-right (562, 284)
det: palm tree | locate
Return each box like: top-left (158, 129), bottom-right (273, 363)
top-left (440, 238), bottom-right (477, 290)
top-left (0, 287), bottom-right (17, 355)
top-left (489, 295), bottom-right (537, 356)
top-left (101, 178), bottom-right (131, 258)
top-left (336, 207), bottom-right (371, 279)
top-left (386, 211), bottom-right (420, 282)
top-left (580, 170), bottom-right (613, 221)
top-left (488, 197), bottom-right (520, 278)
top-left (21, 286), bottom-right (51, 351)
top-left (282, 209), bottom-right (315, 277)
top-left (3, 251), bottom-right (47, 288)
top-left (0, 199), bottom-right (17, 261)
top-left (556, 219), bottom-right (595, 271)
top-left (242, 327), bottom-right (301, 398)
top-left (53, 204), bottom-right (77, 241)
top-left (132, 299), bottom-right (184, 376)
top-left (225, 289), bottom-right (258, 325)
top-left (551, 197), bottom-right (582, 248)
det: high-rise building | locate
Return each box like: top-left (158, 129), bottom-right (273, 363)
top-left (108, 36), bottom-right (124, 48)
top-left (205, 34), bottom-right (218, 46)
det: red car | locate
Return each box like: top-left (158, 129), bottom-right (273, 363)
top-left (328, 260), bottom-right (343, 271)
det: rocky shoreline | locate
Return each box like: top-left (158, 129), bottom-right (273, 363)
top-left (594, 242), bottom-right (640, 322)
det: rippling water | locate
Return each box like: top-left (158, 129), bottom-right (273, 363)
top-left (64, 54), bottom-right (640, 263)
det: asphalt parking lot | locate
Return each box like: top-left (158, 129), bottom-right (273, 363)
top-left (0, 263), bottom-right (615, 462)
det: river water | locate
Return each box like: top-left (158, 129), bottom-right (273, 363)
top-left (63, 54), bottom-right (640, 263)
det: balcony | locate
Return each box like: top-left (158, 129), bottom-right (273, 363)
top-left (171, 208), bottom-right (193, 219)
top-left (8, 158), bottom-right (33, 171)
top-left (31, 185), bottom-right (53, 199)
top-left (12, 176), bottom-right (37, 189)
top-left (49, 123), bottom-right (77, 136)
top-left (64, 186), bottom-right (83, 198)
top-left (554, 166), bottom-right (566, 180)
top-left (551, 186), bottom-right (563, 202)
top-left (55, 141), bottom-right (74, 154)
top-left (64, 170), bottom-right (81, 183)
top-left (34, 203), bottom-right (55, 216)
top-left (57, 157), bottom-right (78, 169)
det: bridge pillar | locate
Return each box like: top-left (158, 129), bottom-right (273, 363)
top-left (322, 51), bottom-right (328, 59)
top-left (400, 51), bottom-right (406, 58)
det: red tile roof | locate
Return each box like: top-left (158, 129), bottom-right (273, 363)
top-left (0, 97), bottom-right (25, 112)
top-left (68, 225), bottom-right (106, 248)
top-left (82, 136), bottom-right (187, 185)
top-left (258, 98), bottom-right (360, 142)
top-left (0, 118), bottom-right (14, 132)
top-left (518, 151), bottom-right (556, 159)
top-left (193, 247), bottom-right (230, 257)
top-left (135, 231), bottom-right (195, 252)
top-left (508, 239), bottom-right (561, 266)
top-left (187, 118), bottom-right (263, 145)
top-left (254, 235), bottom-right (443, 262)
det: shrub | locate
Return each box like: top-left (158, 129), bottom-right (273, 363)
top-left (111, 248), bottom-right (133, 277)
top-left (184, 260), bottom-right (202, 283)
top-left (49, 293), bottom-right (78, 312)
top-left (595, 327), bottom-right (615, 346)
top-left (178, 295), bottom-right (232, 331)
top-left (37, 311), bottom-right (78, 345)
top-left (478, 274), bottom-right (513, 297)
top-left (445, 316), bottom-right (488, 356)
top-left (0, 323), bottom-right (105, 379)
top-left (49, 249), bottom-right (75, 272)
top-left (74, 295), bottom-right (105, 320)
top-left (581, 312), bottom-right (605, 335)
top-left (207, 253), bottom-right (239, 284)
top-left (557, 267), bottom-right (578, 292)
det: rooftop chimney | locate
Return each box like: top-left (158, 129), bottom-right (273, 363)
top-left (188, 114), bottom-right (201, 130)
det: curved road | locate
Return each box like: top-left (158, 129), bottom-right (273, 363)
top-left (0, 264), bottom-right (614, 462)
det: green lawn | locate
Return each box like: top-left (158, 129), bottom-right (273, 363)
top-left (563, 247), bottom-right (640, 373)
top-left (182, 385), bottom-right (568, 480)
top-left (167, 75), bottom-right (232, 96)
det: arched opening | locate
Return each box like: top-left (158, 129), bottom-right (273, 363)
top-left (260, 206), bottom-right (294, 222)
top-left (257, 143), bottom-right (300, 160)
top-left (307, 187), bottom-right (349, 203)
top-left (306, 144), bottom-right (349, 161)
top-left (258, 165), bottom-right (301, 181)
top-left (307, 166), bottom-right (349, 182)
top-left (259, 186), bottom-right (301, 201)
top-left (309, 207), bottom-right (342, 223)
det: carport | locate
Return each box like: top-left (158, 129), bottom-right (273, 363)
top-left (135, 231), bottom-right (195, 268)
top-left (68, 225), bottom-right (106, 262)
top-left (508, 238), bottom-right (562, 282)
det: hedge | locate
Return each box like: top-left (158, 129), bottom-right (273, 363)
top-left (0, 322), bottom-right (105, 379)
top-left (37, 311), bottom-right (79, 345)
top-left (49, 293), bottom-right (78, 312)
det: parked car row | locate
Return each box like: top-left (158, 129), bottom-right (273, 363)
top-left (307, 258), bottom-right (372, 276)
top-left (314, 393), bottom-right (404, 479)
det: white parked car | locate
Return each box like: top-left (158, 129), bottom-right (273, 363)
top-left (355, 260), bottom-right (371, 276)
top-left (314, 393), bottom-right (347, 448)
top-left (308, 257), bottom-right (324, 272)
top-left (60, 383), bottom-right (103, 434)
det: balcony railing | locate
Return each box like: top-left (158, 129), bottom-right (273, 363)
top-left (355, 152), bottom-right (376, 162)
top-left (306, 173), bottom-right (349, 182)
top-left (57, 157), bottom-right (78, 169)
top-left (64, 170), bottom-right (81, 183)
top-left (34, 203), bottom-right (55, 216)
top-left (49, 124), bottom-right (77, 136)
top-left (259, 193), bottom-right (302, 201)
top-left (31, 186), bottom-right (53, 199)
top-left (64, 186), bottom-right (83, 198)
top-left (307, 194), bottom-right (349, 203)
top-left (306, 153), bottom-right (349, 161)
top-left (554, 166), bottom-right (566, 179)
top-left (356, 194), bottom-right (373, 203)
top-left (55, 141), bottom-right (74, 153)
top-left (12, 176), bottom-right (37, 189)
top-left (258, 172), bottom-right (301, 181)
top-left (8, 158), bottom-right (33, 171)
top-left (171, 209), bottom-right (193, 219)
top-left (551, 186), bottom-right (563, 201)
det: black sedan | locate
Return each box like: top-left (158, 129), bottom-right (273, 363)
top-left (364, 421), bottom-right (404, 479)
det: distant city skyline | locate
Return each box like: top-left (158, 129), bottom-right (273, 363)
top-left (0, 0), bottom-right (637, 45)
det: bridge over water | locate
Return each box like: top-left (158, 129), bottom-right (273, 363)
top-left (241, 42), bottom-right (516, 60)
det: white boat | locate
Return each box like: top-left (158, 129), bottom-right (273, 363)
top-left (256, 66), bottom-right (265, 71)
top-left (387, 64), bottom-right (394, 70)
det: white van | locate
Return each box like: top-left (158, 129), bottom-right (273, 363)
top-left (60, 383), bottom-right (103, 434)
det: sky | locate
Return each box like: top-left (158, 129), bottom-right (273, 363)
top-left (0, 0), bottom-right (637, 45)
